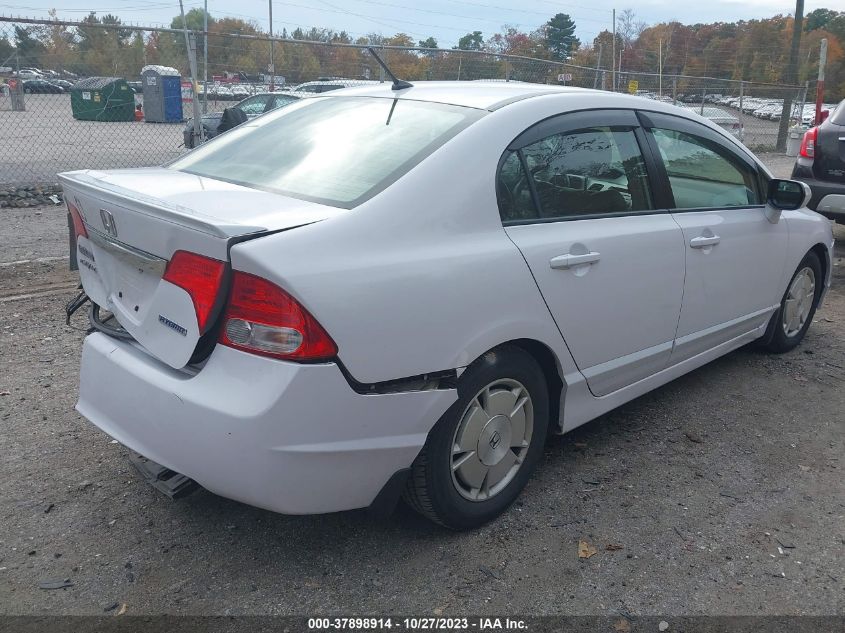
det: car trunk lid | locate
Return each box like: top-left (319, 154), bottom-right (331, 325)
top-left (60, 168), bottom-right (342, 369)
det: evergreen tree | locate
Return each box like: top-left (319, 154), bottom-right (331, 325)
top-left (544, 13), bottom-right (579, 61)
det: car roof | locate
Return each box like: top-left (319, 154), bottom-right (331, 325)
top-left (332, 80), bottom-right (590, 110)
top-left (324, 80), bottom-right (758, 160)
top-left (326, 80), bottom-right (737, 113)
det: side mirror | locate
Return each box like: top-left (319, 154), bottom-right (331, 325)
top-left (767, 179), bottom-right (810, 211)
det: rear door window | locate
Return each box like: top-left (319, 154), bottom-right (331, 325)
top-left (497, 121), bottom-right (654, 223)
top-left (269, 94), bottom-right (299, 110)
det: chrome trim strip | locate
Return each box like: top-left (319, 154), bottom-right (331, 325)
top-left (85, 225), bottom-right (167, 276)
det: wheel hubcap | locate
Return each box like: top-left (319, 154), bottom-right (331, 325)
top-left (450, 378), bottom-right (533, 502)
top-left (782, 266), bottom-right (815, 338)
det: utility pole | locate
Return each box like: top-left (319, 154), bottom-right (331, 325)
top-left (611, 8), bottom-right (616, 92)
top-left (815, 38), bottom-right (828, 125)
top-left (203, 0), bottom-right (208, 113)
top-left (658, 39), bottom-right (662, 96)
top-left (776, 0), bottom-right (804, 151)
top-left (268, 0), bottom-right (275, 91)
top-left (593, 43), bottom-right (603, 89)
top-left (179, 0), bottom-right (202, 146)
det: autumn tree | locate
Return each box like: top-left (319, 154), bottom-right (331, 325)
top-left (456, 31), bottom-right (484, 51)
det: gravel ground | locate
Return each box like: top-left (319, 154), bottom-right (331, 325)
top-left (0, 193), bottom-right (843, 616)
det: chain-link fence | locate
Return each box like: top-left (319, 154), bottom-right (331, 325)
top-left (1, 16), bottom-right (811, 185)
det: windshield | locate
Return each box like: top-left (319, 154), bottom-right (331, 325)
top-left (170, 96), bottom-right (485, 208)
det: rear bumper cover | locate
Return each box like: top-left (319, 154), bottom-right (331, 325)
top-left (791, 167), bottom-right (845, 219)
top-left (77, 333), bottom-right (456, 514)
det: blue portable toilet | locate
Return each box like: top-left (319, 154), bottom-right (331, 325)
top-left (141, 65), bottom-right (183, 123)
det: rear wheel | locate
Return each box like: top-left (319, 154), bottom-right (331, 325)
top-left (760, 251), bottom-right (822, 353)
top-left (403, 345), bottom-right (549, 529)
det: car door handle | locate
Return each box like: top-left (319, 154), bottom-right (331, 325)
top-left (689, 235), bottom-right (721, 248)
top-left (550, 252), bottom-right (601, 269)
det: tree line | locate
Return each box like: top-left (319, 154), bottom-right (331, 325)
top-left (1, 7), bottom-right (842, 99)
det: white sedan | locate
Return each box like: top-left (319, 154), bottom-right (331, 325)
top-left (60, 82), bottom-right (833, 529)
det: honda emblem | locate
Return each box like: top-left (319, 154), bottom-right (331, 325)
top-left (99, 209), bottom-right (118, 237)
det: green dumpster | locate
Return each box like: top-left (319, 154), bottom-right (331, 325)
top-left (70, 77), bottom-right (135, 122)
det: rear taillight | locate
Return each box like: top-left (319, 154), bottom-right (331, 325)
top-left (162, 251), bottom-right (226, 333)
top-left (67, 200), bottom-right (87, 238)
top-left (219, 271), bottom-right (337, 361)
top-left (799, 126), bottom-right (817, 159)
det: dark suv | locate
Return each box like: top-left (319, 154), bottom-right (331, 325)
top-left (791, 99), bottom-right (845, 224)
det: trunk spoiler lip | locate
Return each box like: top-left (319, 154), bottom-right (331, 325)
top-left (59, 170), bottom-right (270, 239)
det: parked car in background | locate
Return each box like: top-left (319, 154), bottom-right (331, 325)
top-left (127, 81), bottom-right (143, 94)
top-left (287, 79), bottom-right (376, 94)
top-left (792, 99), bottom-right (845, 224)
top-left (183, 91), bottom-right (301, 148)
top-left (211, 85), bottom-right (235, 101)
top-left (231, 85), bottom-right (251, 99)
top-left (801, 104), bottom-right (836, 126)
top-left (23, 79), bottom-right (65, 94)
top-left (678, 105), bottom-right (742, 138)
top-left (50, 79), bottom-right (74, 91)
top-left (16, 69), bottom-right (43, 80)
top-left (62, 82), bottom-right (832, 529)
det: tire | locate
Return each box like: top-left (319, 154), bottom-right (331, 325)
top-left (760, 251), bottom-right (823, 353)
top-left (403, 345), bottom-right (549, 530)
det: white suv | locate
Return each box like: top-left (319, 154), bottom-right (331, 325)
top-left (61, 82), bottom-right (833, 529)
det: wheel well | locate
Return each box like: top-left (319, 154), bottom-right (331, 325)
top-left (505, 338), bottom-right (564, 436)
top-left (809, 243), bottom-right (829, 288)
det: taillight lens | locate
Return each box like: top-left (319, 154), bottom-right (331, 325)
top-left (219, 271), bottom-right (337, 361)
top-left (67, 200), bottom-right (88, 238)
top-left (799, 126), bottom-right (817, 159)
top-left (162, 251), bottom-right (226, 333)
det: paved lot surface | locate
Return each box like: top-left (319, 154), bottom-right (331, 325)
top-left (0, 167), bottom-right (843, 616)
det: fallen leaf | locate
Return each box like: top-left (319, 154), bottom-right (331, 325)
top-left (659, 621), bottom-right (669, 631)
top-left (433, 607), bottom-right (443, 616)
top-left (116, 604), bottom-right (127, 616)
top-left (606, 543), bottom-right (624, 551)
top-left (798, 465), bottom-right (810, 472)
top-left (578, 539), bottom-right (597, 559)
top-left (684, 431), bottom-right (703, 443)
top-left (613, 618), bottom-right (631, 632)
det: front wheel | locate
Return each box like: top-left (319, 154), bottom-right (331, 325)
top-left (403, 345), bottom-right (549, 530)
top-left (760, 251), bottom-right (822, 353)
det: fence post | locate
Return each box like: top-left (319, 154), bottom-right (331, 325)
top-left (187, 31), bottom-right (202, 146)
top-left (738, 81), bottom-right (744, 142)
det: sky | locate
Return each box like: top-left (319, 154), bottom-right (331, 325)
top-left (0, 0), bottom-right (835, 47)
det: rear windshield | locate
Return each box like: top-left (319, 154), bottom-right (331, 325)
top-left (831, 100), bottom-right (845, 126)
top-left (170, 96), bottom-right (484, 208)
